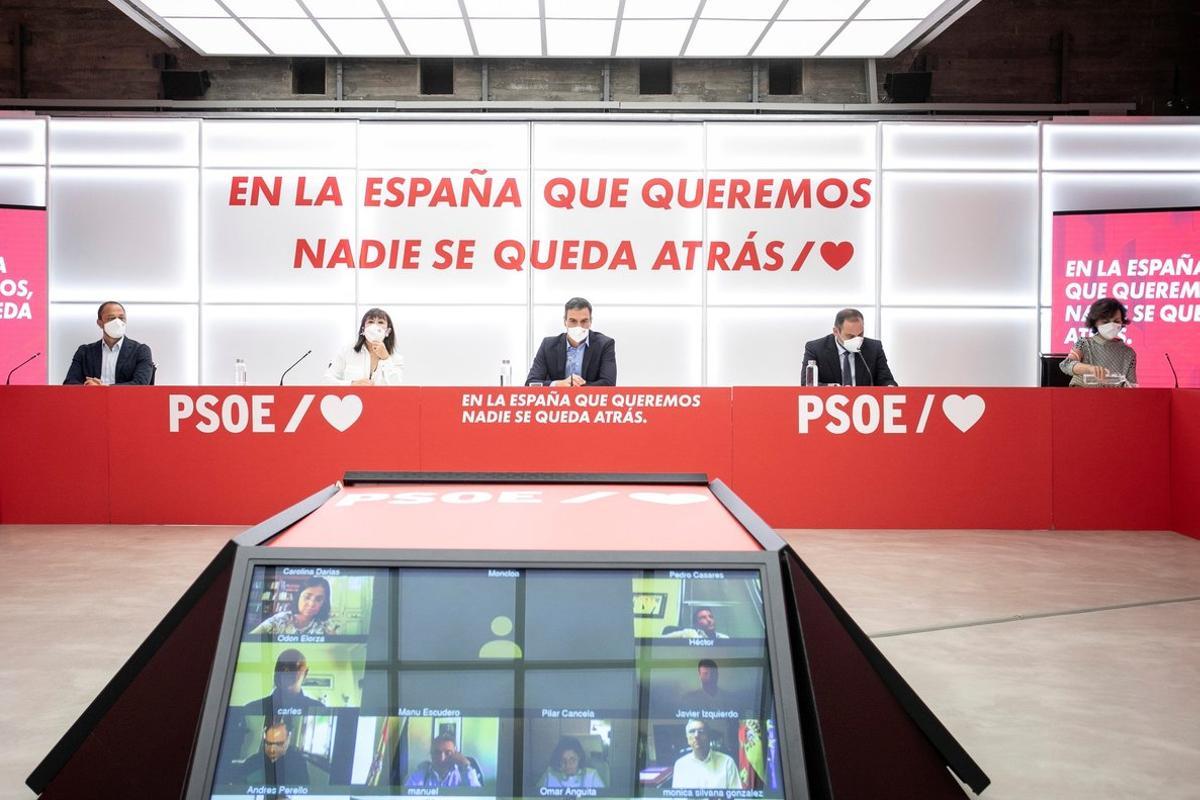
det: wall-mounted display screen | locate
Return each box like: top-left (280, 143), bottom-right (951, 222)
top-left (205, 565), bottom-right (786, 800)
top-left (1051, 206), bottom-right (1200, 388)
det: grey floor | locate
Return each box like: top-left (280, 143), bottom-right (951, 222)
top-left (1, 526), bottom-right (1198, 800)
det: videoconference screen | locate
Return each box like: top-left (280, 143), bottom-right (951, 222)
top-left (207, 566), bottom-right (787, 800)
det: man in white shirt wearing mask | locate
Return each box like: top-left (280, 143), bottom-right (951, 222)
top-left (524, 297), bottom-right (617, 387)
top-left (63, 301), bottom-right (155, 385)
top-left (802, 307), bottom-right (898, 387)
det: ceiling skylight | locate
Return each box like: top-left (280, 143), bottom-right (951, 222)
top-left (121, 0), bottom-right (970, 58)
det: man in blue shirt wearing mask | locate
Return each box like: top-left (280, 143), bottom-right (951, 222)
top-left (524, 297), bottom-right (617, 386)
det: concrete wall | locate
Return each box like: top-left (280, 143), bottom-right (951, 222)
top-left (0, 0), bottom-right (1196, 112)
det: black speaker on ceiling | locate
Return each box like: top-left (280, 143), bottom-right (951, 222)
top-left (161, 69), bottom-right (211, 100)
top-left (884, 71), bottom-right (932, 102)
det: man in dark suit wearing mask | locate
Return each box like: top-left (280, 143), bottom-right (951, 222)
top-left (63, 301), bottom-right (154, 385)
top-left (524, 297), bottom-right (617, 387)
top-left (802, 308), bottom-right (897, 386)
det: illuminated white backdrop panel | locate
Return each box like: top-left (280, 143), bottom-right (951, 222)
top-left (0, 119), bottom-right (46, 208)
top-left (48, 167), bottom-right (200, 303)
top-left (379, 304), bottom-right (529, 387)
top-left (881, 172), bottom-right (1040, 307)
top-left (705, 170), bottom-right (877, 307)
top-left (50, 302), bottom-right (200, 387)
top-left (0, 166), bottom-right (46, 206)
top-left (201, 304), bottom-right (355, 386)
top-left (707, 307), bottom-right (878, 386)
top-left (0, 118), bottom-right (1195, 386)
top-left (0, 118), bottom-right (46, 164)
top-left (1038, 173), bottom-right (1200, 307)
top-left (533, 304), bottom-right (703, 387)
top-left (358, 168), bottom-right (530, 305)
top-left (202, 168), bottom-right (358, 304)
top-left (882, 307), bottom-right (1039, 388)
top-left (531, 169), bottom-right (705, 306)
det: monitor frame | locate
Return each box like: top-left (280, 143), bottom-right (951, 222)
top-left (1051, 205), bottom-right (1200, 217)
top-left (185, 546), bottom-right (810, 800)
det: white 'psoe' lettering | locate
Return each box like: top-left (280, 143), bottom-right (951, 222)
top-left (168, 393), bottom-right (358, 434)
top-left (169, 393), bottom-right (278, 433)
top-left (798, 392), bottom-right (986, 434)
top-left (335, 490), bottom-right (547, 507)
top-left (798, 393), bottom-right (907, 435)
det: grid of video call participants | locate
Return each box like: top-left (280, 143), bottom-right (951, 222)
top-left (208, 566), bottom-right (785, 800)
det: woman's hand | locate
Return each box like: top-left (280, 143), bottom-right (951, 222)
top-left (366, 340), bottom-right (389, 359)
top-left (351, 378), bottom-right (372, 386)
top-left (1073, 361), bottom-right (1109, 379)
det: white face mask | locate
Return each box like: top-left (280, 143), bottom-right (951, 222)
top-left (840, 335), bottom-right (864, 353)
top-left (566, 326), bottom-right (588, 344)
top-left (103, 318), bottom-right (126, 339)
top-left (1097, 322), bottom-right (1123, 340)
top-left (363, 323), bottom-right (388, 344)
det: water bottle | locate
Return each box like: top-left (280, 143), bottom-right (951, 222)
top-left (499, 359), bottom-right (513, 386)
top-left (234, 358), bottom-right (247, 386)
top-left (804, 359), bottom-right (819, 387)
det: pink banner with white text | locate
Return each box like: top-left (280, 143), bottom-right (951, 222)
top-left (1051, 207), bottom-right (1200, 388)
top-left (0, 205), bottom-right (47, 385)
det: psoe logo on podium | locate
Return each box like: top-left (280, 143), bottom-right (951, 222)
top-left (797, 392), bottom-right (986, 435)
top-left (167, 393), bottom-right (363, 433)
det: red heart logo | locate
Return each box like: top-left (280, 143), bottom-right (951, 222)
top-left (820, 241), bottom-right (854, 270)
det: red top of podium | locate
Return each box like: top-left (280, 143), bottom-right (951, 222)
top-left (268, 483), bottom-right (763, 551)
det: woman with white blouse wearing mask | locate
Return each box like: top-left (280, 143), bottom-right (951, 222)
top-left (325, 308), bottom-right (404, 386)
top-left (1060, 297), bottom-right (1137, 387)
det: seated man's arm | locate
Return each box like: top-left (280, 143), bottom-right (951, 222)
top-left (121, 343), bottom-right (154, 385)
top-left (63, 346), bottom-right (87, 385)
top-left (525, 340), bottom-right (550, 386)
top-left (592, 338), bottom-right (617, 386)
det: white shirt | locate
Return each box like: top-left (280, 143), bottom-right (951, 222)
top-left (671, 749), bottom-right (740, 789)
top-left (100, 337), bottom-right (123, 385)
top-left (324, 344), bottom-right (404, 386)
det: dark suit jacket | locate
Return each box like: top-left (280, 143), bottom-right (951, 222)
top-left (63, 338), bottom-right (154, 385)
top-left (801, 334), bottom-right (897, 386)
top-left (525, 331), bottom-right (617, 386)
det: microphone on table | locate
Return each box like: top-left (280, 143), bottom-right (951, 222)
top-left (279, 350), bottom-right (312, 386)
top-left (6, 352), bottom-right (41, 385)
top-left (1165, 353), bottom-right (1180, 388)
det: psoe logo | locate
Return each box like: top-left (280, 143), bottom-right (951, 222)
top-left (798, 393), bottom-right (985, 435)
top-left (168, 393), bottom-right (363, 433)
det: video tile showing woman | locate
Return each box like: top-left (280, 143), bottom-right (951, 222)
top-left (521, 667), bottom-right (640, 799)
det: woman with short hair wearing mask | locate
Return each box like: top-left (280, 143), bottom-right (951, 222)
top-left (1060, 297), bottom-right (1137, 387)
top-left (324, 308), bottom-right (404, 386)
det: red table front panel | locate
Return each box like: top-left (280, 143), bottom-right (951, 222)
top-left (0, 386), bottom-right (1184, 533)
